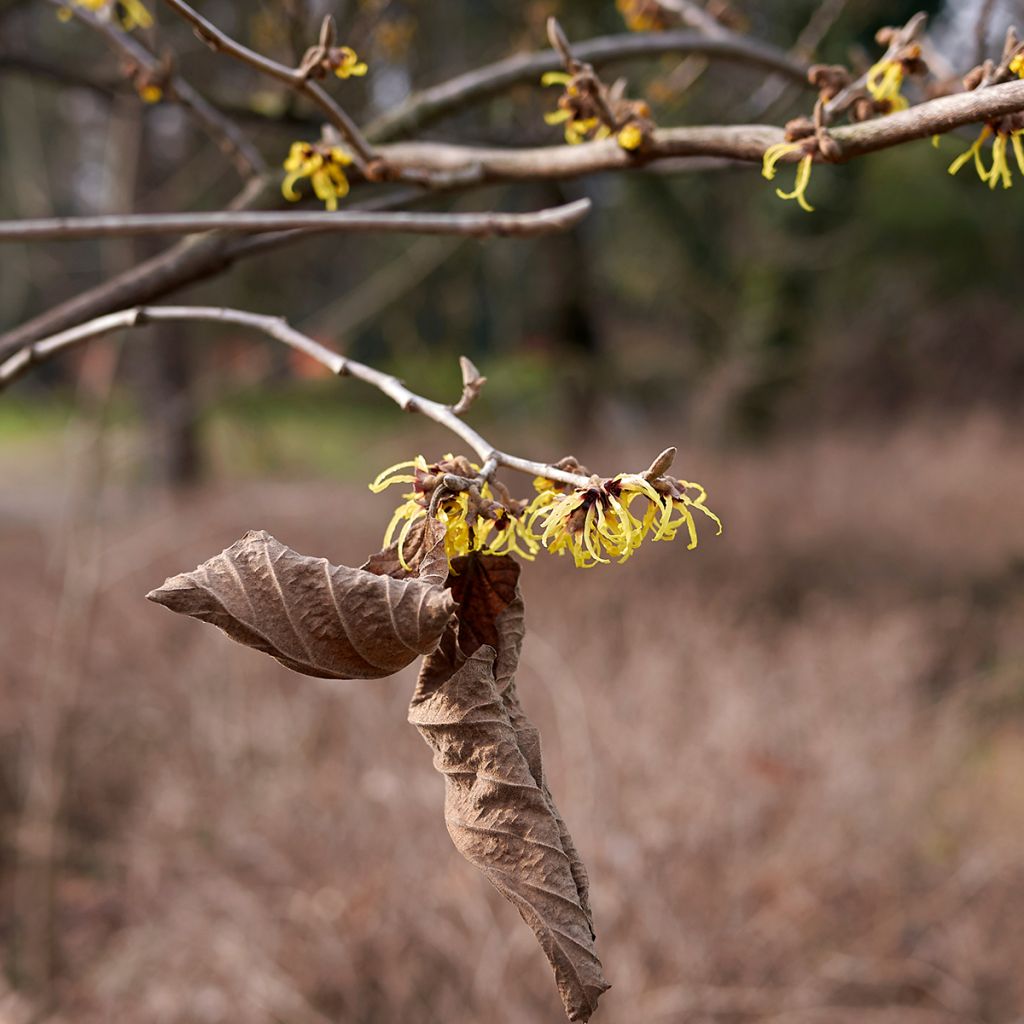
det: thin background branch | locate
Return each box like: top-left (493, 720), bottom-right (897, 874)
top-left (0, 305), bottom-right (600, 489)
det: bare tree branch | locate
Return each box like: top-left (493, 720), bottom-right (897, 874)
top-left (372, 78), bottom-right (1024, 179)
top-left (5, 77), bottom-right (1022, 358)
top-left (48, 0), bottom-right (265, 178)
top-left (0, 199), bottom-right (591, 242)
top-left (828, 77), bottom-right (1024, 157)
top-left (159, 0), bottom-right (376, 169)
top-left (0, 183), bottom-right (444, 359)
top-left (365, 29), bottom-right (810, 142)
top-left (0, 305), bottom-right (594, 488)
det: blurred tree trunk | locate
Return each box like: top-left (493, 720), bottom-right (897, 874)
top-left (130, 115), bottom-right (202, 490)
top-left (134, 323), bottom-right (202, 488)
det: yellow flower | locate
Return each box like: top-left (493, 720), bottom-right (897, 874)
top-left (371, 456), bottom-right (540, 568)
top-left (139, 84), bottom-right (163, 104)
top-left (333, 46), bottom-right (368, 79)
top-left (948, 125), bottom-right (992, 181)
top-left (947, 124), bottom-right (1024, 189)
top-left (525, 472), bottom-right (721, 568)
top-left (1010, 54), bottom-right (1024, 78)
top-left (616, 0), bottom-right (670, 32)
top-left (118, 0), bottom-right (152, 30)
top-left (60, 0), bottom-right (153, 29)
top-left (762, 141), bottom-right (815, 212)
top-left (541, 71), bottom-right (612, 146)
top-left (282, 141), bottom-right (353, 211)
top-left (866, 57), bottom-right (909, 113)
top-left (618, 122), bottom-right (645, 151)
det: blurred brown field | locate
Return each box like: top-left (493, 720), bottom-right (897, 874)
top-left (2, 409), bottom-right (1023, 1024)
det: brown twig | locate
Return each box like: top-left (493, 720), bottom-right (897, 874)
top-left (159, 0), bottom-right (376, 169)
top-left (0, 305), bottom-right (594, 489)
top-left (0, 199), bottom-right (592, 242)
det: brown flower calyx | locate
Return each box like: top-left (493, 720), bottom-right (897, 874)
top-left (808, 64), bottom-right (851, 102)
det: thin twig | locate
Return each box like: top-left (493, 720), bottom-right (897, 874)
top-left (159, 0), bottom-right (376, 169)
top-left (48, 0), bottom-right (265, 178)
top-left (0, 305), bottom-right (593, 488)
top-left (0, 200), bottom-right (592, 242)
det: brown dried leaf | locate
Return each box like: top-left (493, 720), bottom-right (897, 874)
top-left (410, 554), bottom-right (608, 1021)
top-left (146, 529), bottom-right (454, 679)
top-left (360, 515), bottom-right (449, 587)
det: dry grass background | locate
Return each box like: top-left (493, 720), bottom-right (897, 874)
top-left (2, 410), bottom-right (1024, 1024)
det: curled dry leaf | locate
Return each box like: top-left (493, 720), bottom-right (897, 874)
top-left (410, 554), bottom-right (608, 1022)
top-left (146, 524), bottom-right (454, 679)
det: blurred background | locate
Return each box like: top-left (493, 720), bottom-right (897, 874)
top-left (2, 0), bottom-right (1024, 1021)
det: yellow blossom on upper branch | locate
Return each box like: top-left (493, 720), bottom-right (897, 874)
top-left (281, 141), bottom-right (353, 210)
top-left (331, 46), bottom-right (368, 79)
top-left (865, 52), bottom-right (917, 113)
top-left (59, 0), bottom-right (153, 30)
top-left (762, 29), bottom-right (930, 213)
top-left (762, 141), bottom-right (816, 213)
top-left (542, 71), bottom-right (612, 145)
top-left (542, 70), bottom-right (655, 151)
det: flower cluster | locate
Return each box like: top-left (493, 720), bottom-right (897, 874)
top-left (370, 455), bottom-right (539, 568)
top-left (526, 473), bottom-right (721, 568)
top-left (281, 141), bottom-right (353, 210)
top-left (542, 70), bottom-right (655, 151)
top-left (542, 71), bottom-right (613, 145)
top-left (762, 28), bottom-right (929, 213)
top-left (371, 455), bottom-right (721, 571)
top-left (58, 0), bottom-right (152, 30)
